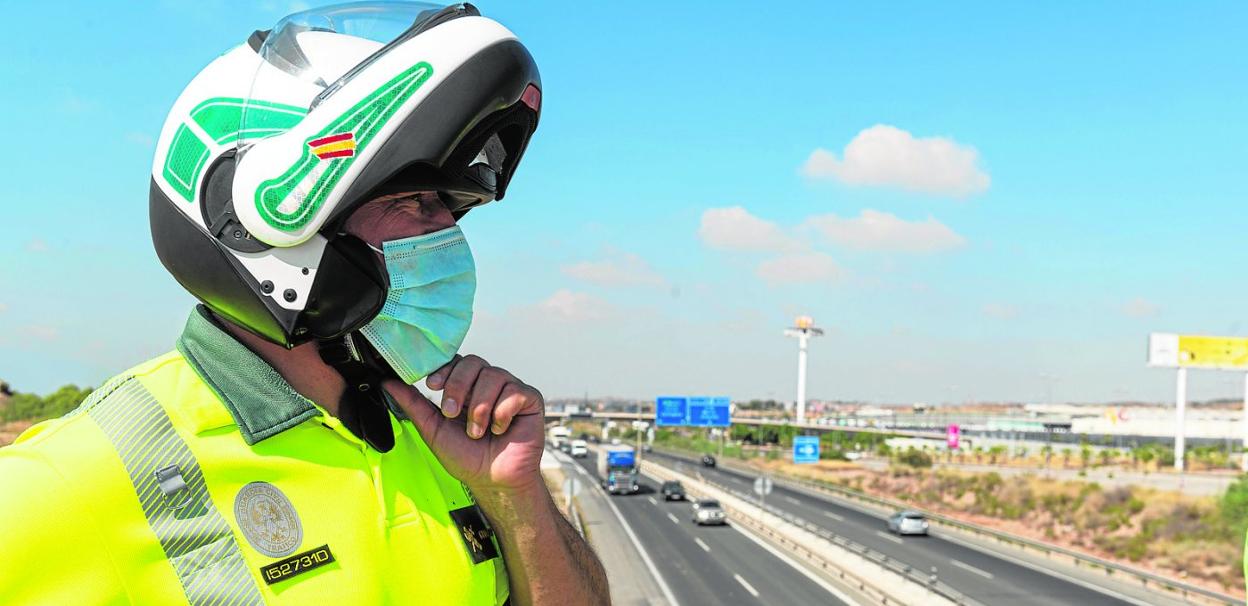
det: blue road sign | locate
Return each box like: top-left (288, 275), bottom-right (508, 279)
top-left (655, 396), bottom-right (688, 426)
top-left (793, 436), bottom-right (820, 464)
top-left (687, 396), bottom-right (731, 427)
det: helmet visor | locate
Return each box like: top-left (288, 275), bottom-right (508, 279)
top-left (238, 2), bottom-right (474, 147)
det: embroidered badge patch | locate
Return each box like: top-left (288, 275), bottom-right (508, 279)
top-left (234, 482), bottom-right (303, 557)
top-left (449, 505), bottom-right (499, 564)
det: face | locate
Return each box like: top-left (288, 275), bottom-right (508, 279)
top-left (343, 191), bottom-right (457, 250)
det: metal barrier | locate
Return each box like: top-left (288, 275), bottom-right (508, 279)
top-left (655, 447), bottom-right (1243, 606)
top-left (642, 460), bottom-right (970, 606)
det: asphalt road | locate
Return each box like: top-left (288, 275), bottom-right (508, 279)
top-left (647, 450), bottom-right (1137, 606)
top-left (566, 454), bottom-right (849, 606)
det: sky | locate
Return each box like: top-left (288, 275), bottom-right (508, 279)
top-left (1, 1), bottom-right (1246, 405)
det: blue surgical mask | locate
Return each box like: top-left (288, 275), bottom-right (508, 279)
top-left (360, 225), bottom-right (476, 384)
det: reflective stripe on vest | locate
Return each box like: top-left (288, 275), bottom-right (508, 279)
top-left (88, 378), bottom-right (265, 606)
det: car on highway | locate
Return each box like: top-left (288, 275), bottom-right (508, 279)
top-left (700, 454), bottom-right (716, 467)
top-left (660, 480), bottom-right (686, 501)
top-left (887, 510), bottom-right (929, 536)
top-left (570, 439), bottom-right (588, 458)
top-left (691, 499), bottom-right (727, 525)
top-left (558, 441), bottom-right (572, 454)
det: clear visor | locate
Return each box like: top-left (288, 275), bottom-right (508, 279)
top-left (238, 2), bottom-right (471, 147)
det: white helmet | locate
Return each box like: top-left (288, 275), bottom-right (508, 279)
top-left (150, 2), bottom-right (540, 347)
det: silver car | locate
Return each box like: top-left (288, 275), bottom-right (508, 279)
top-left (887, 510), bottom-right (929, 536)
top-left (691, 499), bottom-right (727, 526)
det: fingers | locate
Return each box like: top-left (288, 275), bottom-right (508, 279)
top-left (438, 354), bottom-right (487, 419)
top-left (422, 353), bottom-right (542, 440)
top-left (490, 382), bottom-right (542, 435)
top-left (383, 380), bottom-right (450, 446)
top-left (425, 355), bottom-right (459, 395)
top-left (464, 366), bottom-right (512, 439)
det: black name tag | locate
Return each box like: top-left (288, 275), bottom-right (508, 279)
top-left (449, 505), bottom-right (499, 564)
top-left (260, 545), bottom-right (336, 585)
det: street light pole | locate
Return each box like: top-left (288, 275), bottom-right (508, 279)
top-left (784, 316), bottom-right (824, 426)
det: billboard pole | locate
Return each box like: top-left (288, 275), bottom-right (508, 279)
top-left (1175, 367), bottom-right (1187, 472)
top-left (1242, 372), bottom-right (1248, 471)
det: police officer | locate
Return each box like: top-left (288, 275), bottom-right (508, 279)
top-left (0, 3), bottom-right (607, 604)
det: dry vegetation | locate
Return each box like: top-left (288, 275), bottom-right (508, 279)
top-left (764, 456), bottom-right (1247, 596)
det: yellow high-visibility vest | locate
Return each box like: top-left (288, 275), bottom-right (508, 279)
top-left (0, 306), bottom-right (508, 605)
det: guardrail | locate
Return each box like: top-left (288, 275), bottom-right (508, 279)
top-left (642, 460), bottom-right (970, 606)
top-left (654, 447), bottom-right (1242, 606)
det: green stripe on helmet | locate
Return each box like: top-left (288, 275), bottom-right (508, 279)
top-left (254, 61), bottom-right (434, 232)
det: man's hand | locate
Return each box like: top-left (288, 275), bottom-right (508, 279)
top-left (383, 354), bottom-right (546, 495)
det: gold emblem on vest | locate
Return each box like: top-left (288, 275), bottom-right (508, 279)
top-left (234, 481), bottom-right (303, 557)
top-left (449, 505), bottom-right (498, 564)
top-left (461, 525), bottom-right (484, 553)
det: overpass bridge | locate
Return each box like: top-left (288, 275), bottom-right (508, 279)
top-left (544, 410), bottom-right (947, 441)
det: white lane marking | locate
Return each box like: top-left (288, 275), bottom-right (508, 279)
top-left (730, 510), bottom-right (864, 606)
top-left (784, 496), bottom-right (803, 505)
top-left (952, 559), bottom-right (994, 579)
top-left (733, 574), bottom-right (760, 598)
top-left (666, 512), bottom-right (680, 525)
top-left (694, 537), bottom-right (711, 552)
top-left (930, 530), bottom-right (1155, 606)
top-left (823, 510), bottom-right (845, 522)
top-left (599, 485), bottom-right (682, 606)
top-left (648, 497), bottom-right (658, 506)
top-left (875, 530), bottom-right (904, 544)
top-left (665, 451), bottom-right (1153, 606)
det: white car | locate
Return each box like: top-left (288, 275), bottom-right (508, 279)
top-left (887, 510), bottom-right (929, 536)
top-left (569, 439), bottom-right (588, 458)
top-left (691, 499), bottom-right (727, 526)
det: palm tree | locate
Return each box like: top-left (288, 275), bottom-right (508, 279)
top-left (988, 445), bottom-right (1008, 465)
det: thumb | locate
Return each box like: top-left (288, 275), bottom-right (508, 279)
top-left (383, 379), bottom-right (470, 455)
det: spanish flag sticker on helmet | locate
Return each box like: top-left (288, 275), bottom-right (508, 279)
top-left (308, 133), bottom-right (356, 160)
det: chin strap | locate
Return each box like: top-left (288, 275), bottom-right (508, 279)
top-left (317, 333), bottom-right (396, 453)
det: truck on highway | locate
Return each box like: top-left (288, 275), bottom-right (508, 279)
top-left (598, 445), bottom-right (639, 495)
top-left (548, 425), bottom-right (572, 450)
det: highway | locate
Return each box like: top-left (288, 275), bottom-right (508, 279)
top-left (647, 450), bottom-right (1141, 606)
top-left (563, 452), bottom-right (850, 605)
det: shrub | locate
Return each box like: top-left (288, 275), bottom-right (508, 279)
top-left (897, 447), bottom-right (933, 468)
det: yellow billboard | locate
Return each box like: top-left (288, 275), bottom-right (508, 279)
top-left (1149, 333), bottom-right (1248, 369)
top-left (1179, 335), bottom-right (1248, 369)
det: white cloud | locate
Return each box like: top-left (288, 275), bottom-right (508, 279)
top-left (801, 124), bottom-right (990, 197)
top-left (537, 289), bottom-right (611, 321)
top-left (25, 238), bottom-right (48, 253)
top-left (698, 206), bottom-right (800, 252)
top-left (1123, 297), bottom-right (1161, 318)
top-left (804, 209), bottom-right (966, 253)
top-left (755, 252), bottom-right (841, 285)
top-left (19, 325), bottom-right (59, 341)
top-left (982, 303), bottom-right (1019, 319)
top-left (125, 131), bottom-right (155, 147)
top-left (0, 303), bottom-right (7, 313)
top-left (561, 250), bottom-right (666, 288)
top-left (56, 90), bottom-right (96, 115)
